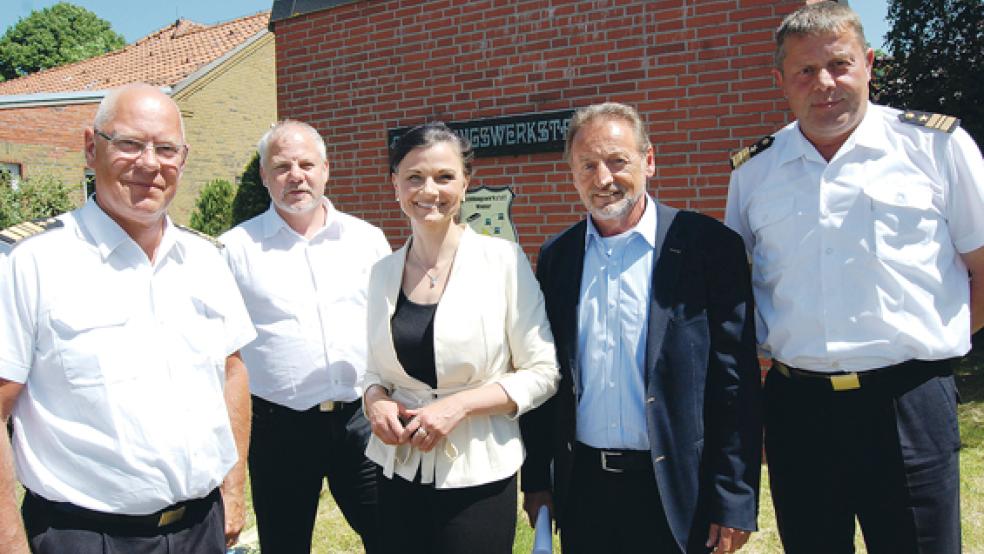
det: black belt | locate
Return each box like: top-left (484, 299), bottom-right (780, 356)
top-left (251, 394), bottom-right (355, 415)
top-left (27, 487), bottom-right (219, 531)
top-left (772, 358), bottom-right (956, 392)
top-left (575, 442), bottom-right (653, 473)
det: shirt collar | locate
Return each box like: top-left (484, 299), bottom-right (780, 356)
top-left (78, 196), bottom-right (179, 263)
top-left (260, 197), bottom-right (340, 240)
top-left (584, 194), bottom-right (658, 251)
top-left (778, 101), bottom-right (887, 165)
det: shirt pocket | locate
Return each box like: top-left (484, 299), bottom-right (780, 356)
top-left (47, 304), bottom-right (131, 387)
top-left (184, 295), bottom-right (228, 369)
top-left (748, 195), bottom-right (797, 281)
top-left (865, 184), bottom-right (938, 265)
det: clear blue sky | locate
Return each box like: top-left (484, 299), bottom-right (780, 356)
top-left (1, 1), bottom-right (273, 43)
top-left (1, 0), bottom-right (892, 49)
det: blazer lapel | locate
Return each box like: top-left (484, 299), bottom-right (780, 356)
top-left (645, 203), bottom-right (683, 379)
top-left (553, 221), bottom-right (586, 389)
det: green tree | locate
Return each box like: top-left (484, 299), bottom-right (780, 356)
top-left (0, 173), bottom-right (77, 228)
top-left (0, 2), bottom-right (125, 81)
top-left (876, 0), bottom-right (984, 144)
top-left (232, 153), bottom-right (269, 225)
top-left (189, 179), bottom-right (236, 236)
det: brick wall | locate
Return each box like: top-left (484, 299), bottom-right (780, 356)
top-left (171, 33), bottom-right (278, 224)
top-left (273, 0), bottom-right (801, 260)
top-left (0, 103), bottom-right (95, 201)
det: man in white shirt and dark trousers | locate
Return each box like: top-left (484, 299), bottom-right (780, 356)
top-left (0, 84), bottom-right (256, 553)
top-left (726, 3), bottom-right (984, 553)
top-left (221, 120), bottom-right (390, 553)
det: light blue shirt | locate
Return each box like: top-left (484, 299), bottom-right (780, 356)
top-left (576, 196), bottom-right (656, 450)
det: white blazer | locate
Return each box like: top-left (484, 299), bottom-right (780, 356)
top-left (364, 226), bottom-right (560, 489)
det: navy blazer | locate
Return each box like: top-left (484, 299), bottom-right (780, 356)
top-left (520, 202), bottom-right (762, 553)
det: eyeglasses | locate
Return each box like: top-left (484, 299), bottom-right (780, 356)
top-left (94, 128), bottom-right (187, 165)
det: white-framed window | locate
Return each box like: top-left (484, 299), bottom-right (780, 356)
top-left (84, 169), bottom-right (96, 199)
top-left (1, 162), bottom-right (22, 190)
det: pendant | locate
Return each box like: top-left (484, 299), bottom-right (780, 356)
top-left (428, 273), bottom-right (438, 288)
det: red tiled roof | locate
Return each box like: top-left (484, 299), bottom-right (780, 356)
top-left (0, 11), bottom-right (270, 95)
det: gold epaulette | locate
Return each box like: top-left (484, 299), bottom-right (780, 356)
top-left (730, 135), bottom-right (775, 170)
top-left (0, 217), bottom-right (63, 247)
top-left (175, 224), bottom-right (224, 249)
top-left (899, 110), bottom-right (961, 133)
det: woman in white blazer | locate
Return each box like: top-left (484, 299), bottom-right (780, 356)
top-left (363, 122), bottom-right (560, 553)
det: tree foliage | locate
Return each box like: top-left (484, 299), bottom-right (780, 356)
top-left (232, 153), bottom-right (269, 225)
top-left (0, 2), bottom-right (125, 81)
top-left (0, 172), bottom-right (77, 229)
top-left (876, 0), bottom-right (984, 144)
top-left (189, 179), bottom-right (236, 237)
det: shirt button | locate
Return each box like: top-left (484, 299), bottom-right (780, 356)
top-left (608, 381), bottom-right (615, 388)
top-left (610, 423), bottom-right (617, 428)
top-left (896, 193), bottom-right (905, 203)
top-left (831, 361), bottom-right (841, 369)
top-left (825, 247), bottom-right (833, 255)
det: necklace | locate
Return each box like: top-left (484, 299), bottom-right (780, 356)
top-left (411, 242), bottom-right (455, 289)
top-left (424, 270), bottom-right (439, 288)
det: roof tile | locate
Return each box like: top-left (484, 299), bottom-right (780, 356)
top-left (0, 11), bottom-right (270, 95)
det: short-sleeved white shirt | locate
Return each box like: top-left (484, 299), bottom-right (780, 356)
top-left (220, 200), bottom-right (391, 410)
top-left (725, 103), bottom-right (984, 371)
top-left (0, 199), bottom-right (256, 514)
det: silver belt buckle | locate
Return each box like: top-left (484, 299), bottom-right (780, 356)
top-left (319, 400), bottom-right (337, 412)
top-left (600, 450), bottom-right (623, 473)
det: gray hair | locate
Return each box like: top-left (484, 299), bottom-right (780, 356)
top-left (93, 83), bottom-right (185, 138)
top-left (257, 120), bottom-right (327, 167)
top-left (564, 102), bottom-right (652, 163)
top-left (775, 1), bottom-right (867, 70)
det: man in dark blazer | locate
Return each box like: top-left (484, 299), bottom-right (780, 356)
top-left (521, 102), bottom-right (762, 554)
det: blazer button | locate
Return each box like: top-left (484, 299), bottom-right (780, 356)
top-left (566, 442), bottom-right (572, 452)
top-left (646, 397), bottom-right (656, 404)
top-left (654, 455), bottom-right (666, 463)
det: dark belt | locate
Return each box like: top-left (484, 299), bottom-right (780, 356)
top-left (251, 394), bottom-right (355, 415)
top-left (27, 487), bottom-right (219, 531)
top-left (772, 358), bottom-right (956, 392)
top-left (575, 442), bottom-right (653, 473)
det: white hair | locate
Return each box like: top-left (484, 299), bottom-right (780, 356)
top-left (257, 120), bottom-right (327, 168)
top-left (92, 83), bottom-right (185, 138)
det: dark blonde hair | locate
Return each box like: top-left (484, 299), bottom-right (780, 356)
top-left (775, 1), bottom-right (866, 70)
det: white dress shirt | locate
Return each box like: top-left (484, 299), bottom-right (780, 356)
top-left (576, 195), bottom-right (655, 450)
top-left (725, 103), bottom-right (984, 371)
top-left (0, 199), bottom-right (256, 514)
top-left (364, 227), bottom-right (560, 488)
top-left (220, 200), bottom-right (391, 409)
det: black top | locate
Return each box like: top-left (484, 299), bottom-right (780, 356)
top-left (391, 289), bottom-right (438, 389)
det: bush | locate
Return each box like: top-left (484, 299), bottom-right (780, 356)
top-left (0, 172), bottom-right (76, 228)
top-left (189, 178), bottom-right (235, 236)
top-left (232, 153), bottom-right (269, 226)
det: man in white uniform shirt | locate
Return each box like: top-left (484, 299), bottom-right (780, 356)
top-left (220, 120), bottom-right (390, 553)
top-left (725, 3), bottom-right (984, 553)
top-left (0, 84), bottom-right (256, 553)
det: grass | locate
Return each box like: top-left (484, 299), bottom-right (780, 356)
top-left (12, 354), bottom-right (984, 553)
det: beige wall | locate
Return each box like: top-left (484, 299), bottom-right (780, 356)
top-left (171, 33), bottom-right (277, 225)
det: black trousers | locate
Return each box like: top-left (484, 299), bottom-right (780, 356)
top-left (376, 468), bottom-right (517, 554)
top-left (22, 488), bottom-right (224, 554)
top-left (248, 395), bottom-right (379, 553)
top-left (765, 363), bottom-right (961, 554)
top-left (560, 446), bottom-right (682, 554)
